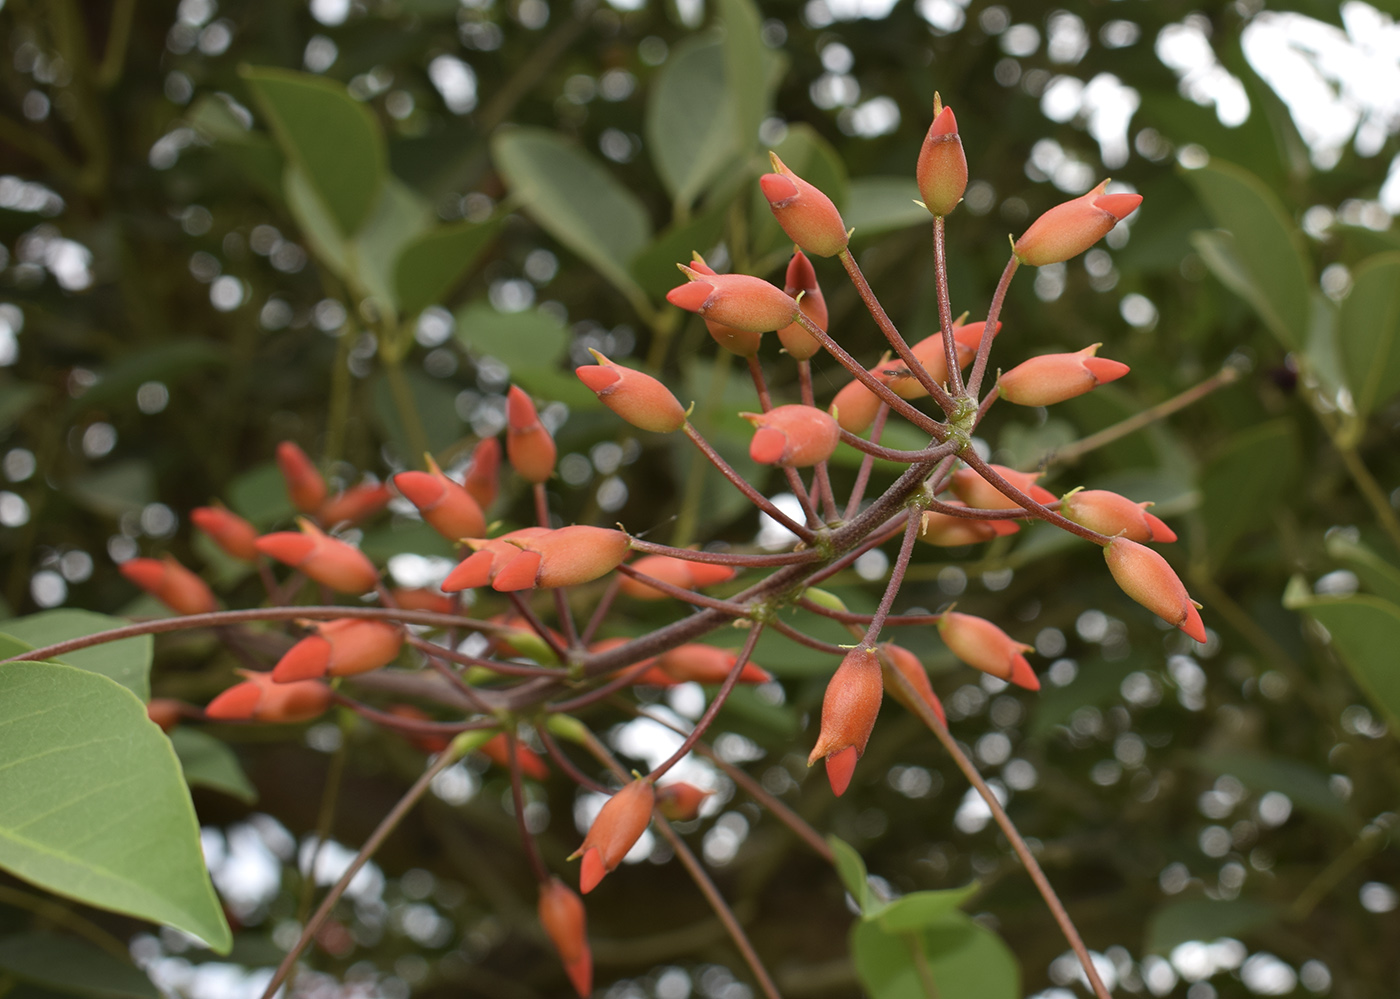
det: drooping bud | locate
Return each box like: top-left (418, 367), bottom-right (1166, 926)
top-left (949, 465), bottom-right (1057, 511)
top-left (878, 643), bottom-right (946, 727)
top-left (653, 644), bottom-right (772, 685)
top-left (576, 350), bottom-right (687, 433)
top-left (743, 404), bottom-right (840, 468)
top-left (760, 152), bottom-right (849, 258)
top-left (570, 777), bottom-right (655, 893)
top-left (395, 458), bottom-right (488, 543)
top-left (776, 250), bottom-right (827, 360)
top-left (479, 733), bottom-right (550, 780)
top-left (808, 648), bottom-right (883, 796)
top-left (464, 437), bottom-right (501, 511)
top-left (618, 555), bottom-right (737, 600)
top-left (666, 266), bottom-right (799, 333)
top-left (205, 669), bottom-right (331, 723)
top-left (1013, 180), bottom-right (1142, 266)
top-left (506, 386), bottom-right (557, 483)
top-left (1103, 538), bottom-right (1205, 642)
top-left (119, 555), bottom-right (218, 616)
top-left (539, 877), bottom-right (592, 997)
top-left (275, 441), bottom-right (327, 515)
top-left (938, 612), bottom-right (1038, 690)
top-left (1061, 489), bottom-right (1177, 543)
top-left (271, 619), bottom-right (404, 682)
top-left (318, 481), bottom-right (393, 528)
top-left (917, 101), bottom-right (968, 217)
top-left (831, 374), bottom-right (883, 434)
top-left (190, 505), bottom-right (260, 561)
top-left (490, 526), bottom-right (632, 592)
top-left (656, 782), bottom-right (713, 822)
top-left (918, 506), bottom-right (1020, 546)
top-left (441, 528), bottom-right (550, 591)
top-left (255, 518), bottom-right (380, 594)
top-left (998, 345), bottom-right (1130, 406)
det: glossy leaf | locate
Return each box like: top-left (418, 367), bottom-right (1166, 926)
top-left (828, 835), bottom-right (873, 913)
top-left (851, 912), bottom-right (1019, 999)
top-left (0, 932), bottom-right (159, 998)
top-left (170, 727), bottom-right (257, 803)
top-left (1145, 898), bottom-right (1278, 953)
top-left (0, 662), bottom-right (230, 951)
top-left (717, 0), bottom-right (766, 157)
top-left (0, 610), bottom-right (152, 701)
top-left (454, 301), bottom-right (569, 374)
top-left (845, 177), bottom-right (929, 237)
top-left (875, 883), bottom-right (980, 932)
top-left (1337, 251), bottom-right (1400, 414)
top-left (646, 36), bottom-right (737, 210)
top-left (394, 219), bottom-right (500, 319)
top-left (1198, 419), bottom-right (1299, 564)
top-left (1324, 533), bottom-right (1400, 605)
top-left (1283, 584), bottom-right (1400, 729)
top-left (241, 67), bottom-right (386, 236)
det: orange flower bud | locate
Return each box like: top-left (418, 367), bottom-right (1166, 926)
top-left (1061, 489), bottom-right (1177, 543)
top-left (489, 526), bottom-right (631, 592)
top-left (808, 648), bottom-right (883, 796)
top-left (949, 465), bottom-right (1057, 511)
top-left (776, 249), bottom-right (827, 360)
top-left (479, 733), bottom-right (550, 780)
top-left (1014, 180), bottom-right (1142, 266)
top-left (878, 643), bottom-right (946, 727)
top-left (205, 669), bottom-right (331, 723)
top-left (998, 344), bottom-right (1129, 406)
top-left (666, 267), bottom-right (798, 333)
top-left (276, 441), bottom-right (327, 515)
top-left (918, 506), bottom-right (1020, 546)
top-left (385, 704), bottom-right (451, 754)
top-left (464, 437), bottom-right (501, 510)
top-left (938, 612), bottom-right (1038, 690)
top-left (618, 555), bottom-right (737, 600)
top-left (271, 619), bottom-right (404, 682)
top-left (506, 386), bottom-right (557, 483)
top-left (951, 320), bottom-right (1000, 361)
top-left (656, 782), bottom-right (713, 822)
top-left (688, 255), bottom-right (764, 356)
top-left (190, 505), bottom-right (260, 561)
top-left (570, 777), bottom-right (655, 893)
top-left (255, 518), bottom-right (380, 594)
top-left (539, 877), bottom-right (592, 997)
top-left (318, 481), bottom-right (392, 527)
top-left (576, 350), bottom-right (687, 433)
top-left (917, 103), bottom-right (968, 217)
top-left (395, 459), bottom-right (487, 543)
top-left (442, 529), bottom-right (550, 591)
top-left (743, 404), bottom-right (840, 468)
top-left (880, 320), bottom-right (1006, 397)
top-left (146, 698), bottom-right (185, 732)
top-left (1104, 538), bottom-right (1205, 642)
top-left (760, 152), bottom-right (849, 258)
top-left (653, 644), bottom-right (772, 685)
top-left (391, 588), bottom-right (456, 614)
top-left (119, 555), bottom-right (218, 616)
top-left (831, 374), bottom-right (883, 434)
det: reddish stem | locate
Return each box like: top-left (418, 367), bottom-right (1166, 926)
top-left (932, 216), bottom-right (965, 397)
top-left (684, 422), bottom-right (817, 543)
top-left (966, 256), bottom-right (1020, 399)
top-left (614, 564), bottom-right (752, 616)
top-left (844, 404), bottom-right (889, 520)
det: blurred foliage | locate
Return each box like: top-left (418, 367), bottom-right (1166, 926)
top-left (3, 0), bottom-right (1400, 997)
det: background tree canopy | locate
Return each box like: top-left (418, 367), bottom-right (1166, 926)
top-left (2, 0), bottom-right (1400, 997)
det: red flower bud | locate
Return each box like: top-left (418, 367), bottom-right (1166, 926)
top-left (760, 152), bottom-right (849, 258)
top-left (776, 249), bottom-right (828, 360)
top-left (917, 102), bottom-right (968, 217)
top-left (190, 505), bottom-right (260, 561)
top-left (808, 648), bottom-right (883, 796)
top-left (938, 612), bottom-right (1038, 690)
top-left (490, 526), bottom-right (631, 591)
top-left (119, 555), bottom-right (218, 616)
top-left (464, 437), bottom-right (501, 511)
top-left (666, 267), bottom-right (798, 333)
top-left (391, 588), bottom-right (455, 614)
top-left (395, 458), bottom-right (487, 543)
top-left (1104, 538), bottom-right (1205, 642)
top-left (1014, 180), bottom-right (1142, 266)
top-left (831, 375), bottom-right (883, 434)
top-left (656, 782), bottom-right (713, 822)
top-left (318, 481), bottom-right (392, 528)
top-left (147, 698), bottom-right (185, 732)
top-left (878, 643), bottom-right (946, 727)
top-left (385, 704), bottom-right (452, 754)
top-left (653, 644), bottom-right (772, 685)
top-left (743, 404), bottom-right (840, 468)
top-left (1061, 489), bottom-right (1177, 543)
top-left (918, 506), bottom-right (1020, 546)
top-left (618, 555), bottom-right (736, 600)
top-left (479, 733), bottom-right (550, 780)
top-left (951, 320), bottom-right (1000, 359)
top-left (205, 669), bottom-right (331, 723)
top-left (539, 877), bottom-right (592, 997)
top-left (442, 529), bottom-right (550, 591)
top-left (576, 350), bottom-right (687, 433)
top-left (949, 465), bottom-right (1057, 511)
top-left (571, 777), bottom-right (655, 893)
top-left (255, 518), bottom-right (380, 594)
top-left (276, 441), bottom-right (327, 515)
top-left (998, 344), bottom-right (1129, 406)
top-left (507, 386), bottom-right (557, 483)
top-left (271, 619), bottom-right (404, 682)
top-left (688, 257), bottom-right (764, 356)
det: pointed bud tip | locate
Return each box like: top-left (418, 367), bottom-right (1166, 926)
top-left (576, 364), bottom-right (621, 393)
top-left (760, 172), bottom-right (799, 205)
top-left (394, 471), bottom-right (446, 509)
top-left (579, 848), bottom-right (606, 894)
top-left (272, 636), bottom-right (332, 683)
top-left (1010, 656), bottom-right (1040, 691)
top-left (255, 533), bottom-right (317, 564)
top-left (931, 105), bottom-right (958, 136)
top-left (491, 550), bottom-right (542, 591)
top-left (666, 281), bottom-right (713, 313)
top-left (825, 746), bottom-right (858, 796)
top-left (749, 426), bottom-right (788, 465)
top-left (1095, 192), bottom-right (1142, 220)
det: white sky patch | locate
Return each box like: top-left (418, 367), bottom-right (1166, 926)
top-left (1156, 17), bottom-right (1251, 127)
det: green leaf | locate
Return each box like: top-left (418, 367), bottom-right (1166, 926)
top-left (0, 662), bottom-right (231, 951)
top-left (1337, 251), bottom-right (1400, 414)
top-left (646, 35), bottom-right (738, 210)
top-left (369, 368), bottom-right (464, 458)
top-left (241, 66), bottom-right (386, 236)
top-left (1198, 419), bottom-right (1299, 564)
top-left (827, 835), bottom-right (872, 913)
top-left (352, 177), bottom-right (435, 315)
top-left (454, 301), bottom-right (569, 374)
top-left (845, 177), bottom-right (929, 237)
top-left (394, 219), bottom-right (500, 319)
top-left (0, 610), bottom-right (152, 701)
top-left (170, 728), bottom-right (257, 803)
top-left (1325, 533), bottom-right (1400, 605)
top-left (284, 163), bottom-right (350, 281)
top-left (1282, 587), bottom-right (1400, 730)
top-left (66, 460), bottom-right (154, 520)
top-left (876, 884), bottom-right (980, 932)
top-left (491, 128), bottom-right (652, 308)
top-left (1182, 160), bottom-right (1312, 348)
top-left (1145, 898), bottom-right (1278, 953)
top-left (0, 933), bottom-right (159, 999)
top-left (717, 0), bottom-right (766, 159)
top-left (0, 382), bottom-right (45, 431)
top-left (226, 461), bottom-right (295, 527)
top-left (1192, 751), bottom-right (1347, 820)
top-left (851, 912), bottom-right (1019, 999)
top-left (630, 199), bottom-right (733, 298)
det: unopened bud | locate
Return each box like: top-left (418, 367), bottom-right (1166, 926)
top-left (878, 643), bottom-right (946, 727)
top-left (653, 644), bottom-right (772, 685)
top-left (760, 152), bottom-right (849, 258)
top-left (255, 518), bottom-right (380, 594)
top-left (119, 555), bottom-right (218, 616)
top-left (1104, 538), bottom-right (1205, 642)
top-left (950, 465), bottom-right (1057, 511)
top-left (577, 350), bottom-right (687, 433)
top-left (938, 612), bottom-right (1038, 690)
top-left (998, 345), bottom-right (1129, 406)
top-left (479, 733), bottom-right (550, 780)
top-left (272, 619), bottom-right (404, 682)
top-left (1014, 180), bottom-right (1142, 266)
top-left (808, 648), bottom-right (883, 796)
top-left (442, 528), bottom-right (550, 591)
top-left (831, 375), bottom-right (883, 434)
top-left (395, 458), bottom-right (488, 543)
top-left (539, 877), bottom-right (592, 997)
top-left (656, 782), bottom-right (713, 822)
top-left (666, 267), bottom-right (798, 333)
top-left (490, 526), bottom-right (632, 591)
top-left (917, 102), bottom-right (968, 217)
top-left (276, 441), bottom-right (327, 515)
top-left (570, 777), bottom-right (655, 893)
top-left (464, 437), bottom-right (501, 510)
top-left (743, 404), bottom-right (840, 468)
top-left (776, 250), bottom-right (828, 360)
top-left (318, 481), bottom-right (392, 528)
top-left (918, 506), bottom-right (1020, 546)
top-left (205, 669), bottom-right (331, 723)
top-left (1061, 489), bottom-right (1176, 543)
top-left (191, 505), bottom-right (260, 561)
top-left (507, 386), bottom-right (557, 483)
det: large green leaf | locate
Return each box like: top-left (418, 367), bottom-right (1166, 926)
top-left (0, 933), bottom-right (159, 998)
top-left (827, 835), bottom-right (873, 913)
top-left (241, 67), bottom-right (386, 236)
top-left (285, 162), bottom-right (351, 281)
top-left (454, 301), bottom-right (569, 374)
top-left (646, 35), bottom-right (738, 211)
top-left (170, 728), bottom-right (256, 803)
top-left (1145, 898), bottom-right (1278, 953)
top-left (1183, 160), bottom-right (1312, 348)
top-left (394, 219), bottom-right (500, 319)
top-left (1192, 751), bottom-right (1346, 821)
top-left (717, 0), bottom-right (766, 158)
top-left (1283, 583), bottom-right (1400, 729)
top-left (1337, 251), bottom-right (1400, 415)
top-left (845, 177), bottom-right (929, 238)
top-left (350, 177), bottom-right (435, 314)
top-left (0, 610), bottom-right (152, 701)
top-left (1325, 533), bottom-right (1400, 605)
top-left (1198, 419), bottom-right (1298, 564)
top-left (0, 662), bottom-right (230, 951)
top-left (851, 913), bottom-right (1019, 999)
top-left (491, 128), bottom-right (652, 308)
top-left (875, 884), bottom-right (980, 933)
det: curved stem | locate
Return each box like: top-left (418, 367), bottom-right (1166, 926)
top-left (932, 217), bottom-right (964, 398)
top-left (536, 722), bottom-right (611, 794)
top-left (615, 564), bottom-right (753, 615)
top-left (958, 450), bottom-right (1108, 545)
top-left (507, 734), bottom-right (549, 883)
top-left (405, 634), bottom-right (568, 677)
top-left (767, 616), bottom-right (850, 655)
top-left (839, 429), bottom-right (957, 464)
top-left (966, 256), bottom-right (1020, 399)
top-left (628, 538), bottom-right (820, 567)
top-left (506, 592), bottom-right (569, 664)
top-left (684, 423), bottom-right (817, 543)
top-left (329, 691), bottom-right (490, 736)
top-left (845, 404), bottom-right (889, 519)
top-left (861, 509), bottom-right (925, 646)
top-left (799, 359), bottom-right (840, 521)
